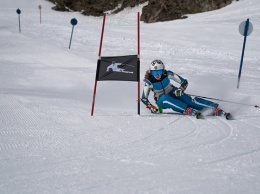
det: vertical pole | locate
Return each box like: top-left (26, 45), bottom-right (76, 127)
top-left (69, 25), bottom-right (74, 49)
top-left (91, 81), bottom-right (98, 116)
top-left (16, 9), bottom-right (21, 33)
top-left (137, 12), bottom-right (140, 115)
top-left (237, 18), bottom-right (249, 88)
top-left (98, 14), bottom-right (106, 58)
top-left (91, 14), bottom-right (106, 116)
top-left (40, 9), bottom-right (42, 24)
top-left (18, 15), bottom-right (21, 33)
top-left (38, 5), bottom-right (42, 24)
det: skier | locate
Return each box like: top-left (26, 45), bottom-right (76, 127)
top-left (141, 59), bottom-right (231, 119)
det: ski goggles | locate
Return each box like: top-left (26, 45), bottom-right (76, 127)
top-left (151, 69), bottom-right (163, 76)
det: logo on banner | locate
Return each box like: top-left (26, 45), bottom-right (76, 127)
top-left (106, 61), bottom-right (134, 74)
top-left (96, 55), bottom-right (138, 81)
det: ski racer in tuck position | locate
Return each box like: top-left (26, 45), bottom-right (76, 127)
top-left (141, 59), bottom-right (231, 119)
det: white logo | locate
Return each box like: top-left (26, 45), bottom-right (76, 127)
top-left (106, 61), bottom-right (133, 74)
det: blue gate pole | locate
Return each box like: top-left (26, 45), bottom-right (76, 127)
top-left (237, 18), bottom-right (249, 88)
top-left (69, 18), bottom-right (77, 49)
top-left (16, 9), bottom-right (21, 33)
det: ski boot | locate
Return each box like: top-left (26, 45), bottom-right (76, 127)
top-left (215, 107), bottom-right (232, 120)
top-left (185, 107), bottom-right (202, 119)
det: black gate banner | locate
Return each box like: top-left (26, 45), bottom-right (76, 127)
top-left (96, 55), bottom-right (139, 82)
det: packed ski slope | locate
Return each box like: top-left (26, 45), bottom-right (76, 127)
top-left (1, 0), bottom-right (260, 193)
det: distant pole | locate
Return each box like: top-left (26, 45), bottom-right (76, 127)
top-left (237, 18), bottom-right (253, 88)
top-left (39, 5), bottom-right (42, 24)
top-left (69, 25), bottom-right (75, 49)
top-left (16, 8), bottom-right (21, 33)
top-left (69, 18), bottom-right (77, 49)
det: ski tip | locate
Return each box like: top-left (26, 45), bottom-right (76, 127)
top-left (195, 112), bottom-right (203, 119)
top-left (225, 113), bottom-right (233, 120)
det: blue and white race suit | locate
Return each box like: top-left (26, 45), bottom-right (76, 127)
top-left (141, 70), bottom-right (219, 114)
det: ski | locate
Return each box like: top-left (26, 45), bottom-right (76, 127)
top-left (202, 112), bottom-right (233, 120)
top-left (196, 113), bottom-right (233, 120)
top-left (151, 110), bottom-right (232, 120)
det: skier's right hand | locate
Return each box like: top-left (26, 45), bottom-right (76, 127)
top-left (147, 104), bottom-right (158, 113)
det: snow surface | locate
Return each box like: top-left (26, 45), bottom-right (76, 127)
top-left (1, 0), bottom-right (260, 193)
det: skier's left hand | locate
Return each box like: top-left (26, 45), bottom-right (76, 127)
top-left (180, 79), bottom-right (188, 90)
top-left (174, 89), bottom-right (183, 97)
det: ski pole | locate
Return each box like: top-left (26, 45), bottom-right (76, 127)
top-left (187, 94), bottom-right (259, 108)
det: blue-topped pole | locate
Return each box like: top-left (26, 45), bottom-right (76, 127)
top-left (237, 18), bottom-right (252, 88)
top-left (69, 18), bottom-right (77, 49)
top-left (39, 5), bottom-right (42, 24)
top-left (16, 8), bottom-right (21, 33)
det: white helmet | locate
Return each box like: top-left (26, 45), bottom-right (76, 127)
top-left (149, 59), bottom-right (165, 71)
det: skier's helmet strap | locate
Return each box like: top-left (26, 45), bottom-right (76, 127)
top-left (150, 60), bottom-right (165, 71)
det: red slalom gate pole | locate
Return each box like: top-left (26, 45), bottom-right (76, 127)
top-left (137, 12), bottom-right (140, 115)
top-left (91, 14), bottom-right (106, 116)
top-left (98, 13), bottom-right (106, 58)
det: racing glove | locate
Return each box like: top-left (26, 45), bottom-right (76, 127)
top-left (174, 89), bottom-right (183, 97)
top-left (147, 104), bottom-right (158, 113)
top-left (141, 99), bottom-right (158, 113)
top-left (175, 79), bottom-right (188, 97)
